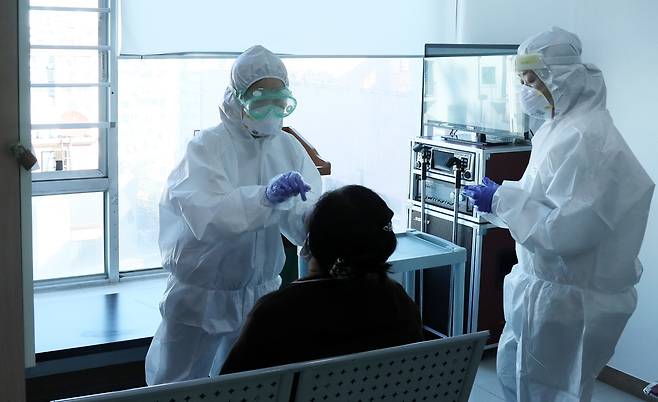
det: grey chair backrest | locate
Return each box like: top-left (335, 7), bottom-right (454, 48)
top-left (292, 331), bottom-right (488, 402)
top-left (55, 331), bottom-right (488, 402)
top-left (54, 367), bottom-right (295, 402)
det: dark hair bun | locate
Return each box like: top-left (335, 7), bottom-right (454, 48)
top-left (307, 185), bottom-right (396, 276)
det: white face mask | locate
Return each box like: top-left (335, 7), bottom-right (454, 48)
top-left (518, 85), bottom-right (553, 120)
top-left (242, 115), bottom-right (283, 137)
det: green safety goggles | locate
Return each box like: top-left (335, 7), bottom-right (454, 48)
top-left (236, 86), bottom-right (297, 120)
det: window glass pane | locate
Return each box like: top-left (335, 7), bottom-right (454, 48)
top-left (30, 10), bottom-right (102, 47)
top-left (31, 49), bottom-right (100, 84)
top-left (31, 87), bottom-right (99, 124)
top-left (31, 0), bottom-right (99, 6)
top-left (117, 58), bottom-right (422, 271)
top-left (32, 192), bottom-right (105, 281)
top-left (284, 58), bottom-right (422, 230)
top-left (117, 59), bottom-right (233, 271)
top-left (32, 128), bottom-right (99, 172)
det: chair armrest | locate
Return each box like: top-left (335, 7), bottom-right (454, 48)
top-left (282, 127), bottom-right (332, 176)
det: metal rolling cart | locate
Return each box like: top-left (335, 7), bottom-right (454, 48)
top-left (388, 230), bottom-right (467, 337)
top-left (409, 136), bottom-right (530, 344)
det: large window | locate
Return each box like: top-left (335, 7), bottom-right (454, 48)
top-left (30, 0), bottom-right (118, 283)
top-left (30, 3), bottom-right (424, 280)
top-left (117, 57), bottom-right (422, 271)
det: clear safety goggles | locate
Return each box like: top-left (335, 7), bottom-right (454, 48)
top-left (516, 69), bottom-right (550, 89)
top-left (515, 52), bottom-right (582, 72)
top-left (236, 87), bottom-right (297, 120)
top-left (515, 54), bottom-right (554, 88)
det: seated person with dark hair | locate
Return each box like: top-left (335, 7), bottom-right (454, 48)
top-left (220, 185), bottom-right (423, 374)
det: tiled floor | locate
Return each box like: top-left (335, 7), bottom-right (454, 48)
top-left (470, 352), bottom-right (646, 401)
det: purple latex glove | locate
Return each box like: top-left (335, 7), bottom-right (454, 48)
top-left (644, 382), bottom-right (658, 398)
top-left (463, 177), bottom-right (500, 213)
top-left (265, 171), bottom-right (311, 204)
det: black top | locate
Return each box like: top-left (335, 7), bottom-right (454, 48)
top-left (220, 274), bottom-right (423, 374)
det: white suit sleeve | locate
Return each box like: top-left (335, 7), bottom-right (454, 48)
top-left (278, 146), bottom-right (323, 246)
top-left (492, 131), bottom-right (614, 257)
top-left (163, 137), bottom-right (281, 241)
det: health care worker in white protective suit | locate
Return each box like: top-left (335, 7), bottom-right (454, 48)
top-left (145, 45), bottom-right (322, 385)
top-left (464, 27), bottom-right (654, 402)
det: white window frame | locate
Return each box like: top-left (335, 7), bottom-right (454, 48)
top-left (31, 0), bottom-right (129, 288)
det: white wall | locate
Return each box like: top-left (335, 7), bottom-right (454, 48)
top-left (120, 0), bottom-right (455, 56)
top-left (458, 0), bottom-right (658, 381)
top-left (573, 0), bottom-right (658, 381)
top-left (457, 0), bottom-right (574, 44)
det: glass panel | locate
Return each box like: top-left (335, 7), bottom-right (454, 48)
top-left (31, 0), bottom-right (99, 6)
top-left (118, 58), bottom-right (422, 271)
top-left (32, 128), bottom-right (99, 172)
top-left (30, 10), bottom-right (102, 47)
top-left (117, 59), bottom-right (234, 271)
top-left (32, 192), bottom-right (105, 281)
top-left (31, 49), bottom-right (101, 84)
top-left (285, 58), bottom-right (422, 231)
top-left (422, 55), bottom-right (526, 136)
top-left (31, 86), bottom-right (99, 124)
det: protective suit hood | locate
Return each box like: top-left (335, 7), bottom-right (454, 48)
top-left (518, 26), bottom-right (606, 118)
top-left (220, 45), bottom-right (289, 137)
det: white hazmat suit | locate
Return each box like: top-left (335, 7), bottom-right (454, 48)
top-left (493, 28), bottom-right (655, 401)
top-left (145, 45), bottom-right (322, 385)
